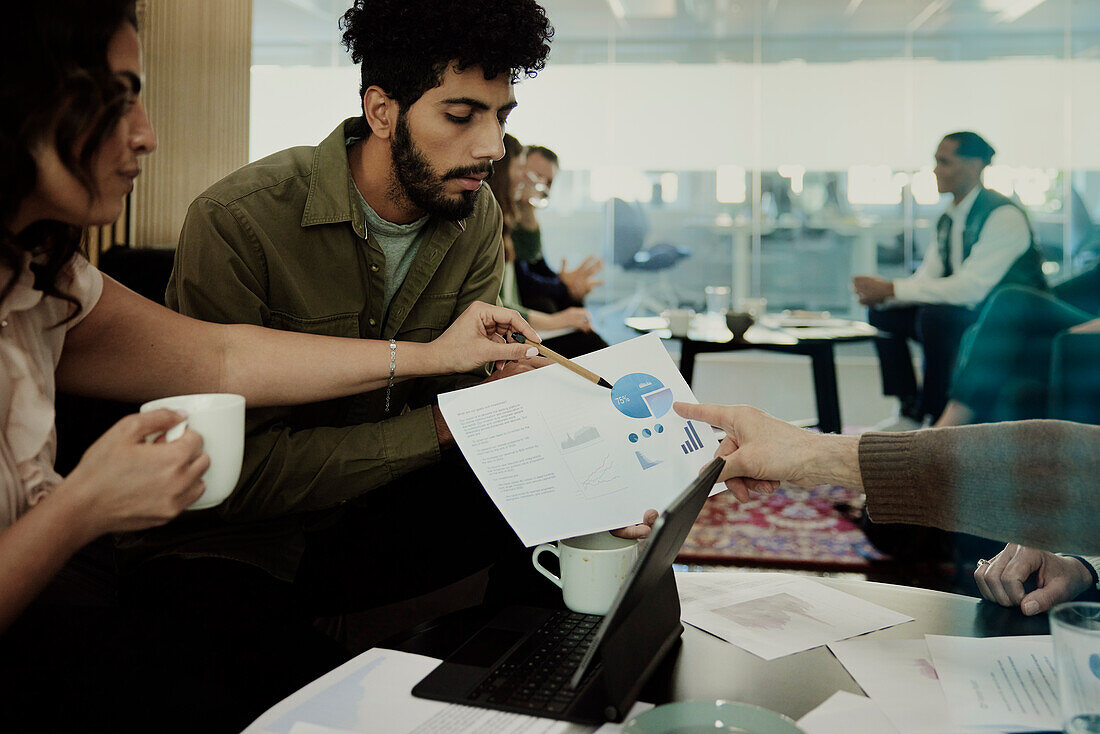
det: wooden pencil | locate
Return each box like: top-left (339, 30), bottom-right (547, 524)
top-left (511, 333), bottom-right (613, 389)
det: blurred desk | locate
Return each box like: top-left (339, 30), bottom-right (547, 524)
top-left (626, 313), bottom-right (876, 433)
top-left (692, 214), bottom-right (932, 311)
top-left (393, 575), bottom-right (1048, 723)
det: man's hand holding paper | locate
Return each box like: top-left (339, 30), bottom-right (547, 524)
top-left (438, 334), bottom-right (721, 546)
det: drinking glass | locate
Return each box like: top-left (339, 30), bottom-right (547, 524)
top-left (704, 285), bottom-right (731, 314)
top-left (1050, 601), bottom-right (1100, 733)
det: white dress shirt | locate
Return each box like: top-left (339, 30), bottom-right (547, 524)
top-left (892, 186), bottom-right (1032, 308)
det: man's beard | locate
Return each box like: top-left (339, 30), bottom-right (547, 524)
top-left (389, 113), bottom-right (492, 222)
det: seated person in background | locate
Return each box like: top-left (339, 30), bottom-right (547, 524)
top-left (512, 144), bottom-right (605, 314)
top-left (491, 134), bottom-right (608, 358)
top-left (0, 2), bottom-right (542, 729)
top-left (853, 131), bottom-right (1046, 428)
top-left (937, 263), bottom-right (1100, 427)
top-left (673, 402), bottom-right (1100, 617)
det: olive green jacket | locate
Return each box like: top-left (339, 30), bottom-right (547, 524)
top-left (120, 118), bottom-right (504, 580)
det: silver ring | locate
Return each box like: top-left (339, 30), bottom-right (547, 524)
top-left (976, 558), bottom-right (989, 567)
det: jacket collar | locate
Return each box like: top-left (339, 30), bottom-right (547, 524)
top-left (301, 117), bottom-right (468, 237)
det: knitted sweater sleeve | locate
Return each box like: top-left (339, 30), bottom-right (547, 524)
top-left (859, 420), bottom-right (1100, 555)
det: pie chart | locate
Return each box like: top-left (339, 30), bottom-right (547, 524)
top-left (610, 373), bottom-right (674, 419)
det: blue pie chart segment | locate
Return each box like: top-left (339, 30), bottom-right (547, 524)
top-left (611, 373), bottom-right (672, 419)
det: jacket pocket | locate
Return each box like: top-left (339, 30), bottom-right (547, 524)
top-left (396, 292), bottom-right (456, 341)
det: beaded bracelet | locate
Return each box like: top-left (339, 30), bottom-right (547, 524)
top-left (385, 338), bottom-right (396, 415)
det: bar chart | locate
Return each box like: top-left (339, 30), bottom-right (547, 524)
top-left (680, 422), bottom-right (703, 454)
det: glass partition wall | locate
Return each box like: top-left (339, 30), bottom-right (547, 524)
top-left (252, 0), bottom-right (1100, 318)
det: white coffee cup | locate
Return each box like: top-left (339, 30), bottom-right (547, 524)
top-left (531, 531), bottom-right (640, 615)
top-left (664, 308), bottom-right (695, 337)
top-left (139, 393), bottom-right (245, 510)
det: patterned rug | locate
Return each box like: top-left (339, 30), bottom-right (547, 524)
top-left (676, 484), bottom-right (888, 570)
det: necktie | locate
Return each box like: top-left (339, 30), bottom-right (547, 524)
top-left (937, 212), bottom-right (953, 277)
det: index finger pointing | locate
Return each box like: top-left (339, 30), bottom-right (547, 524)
top-left (673, 401), bottom-right (730, 429)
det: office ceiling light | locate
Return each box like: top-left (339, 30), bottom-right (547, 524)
top-left (777, 164), bottom-right (805, 195)
top-left (659, 173), bottom-right (679, 204)
top-left (982, 165), bottom-right (1015, 198)
top-left (911, 169), bottom-right (940, 206)
top-left (981, 0), bottom-right (1048, 23)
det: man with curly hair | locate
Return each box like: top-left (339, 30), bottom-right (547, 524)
top-left (119, 0), bottom-right (574, 696)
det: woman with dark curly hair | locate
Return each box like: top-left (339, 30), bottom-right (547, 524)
top-left (0, 2), bottom-right (547, 728)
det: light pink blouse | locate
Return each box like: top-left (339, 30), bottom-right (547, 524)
top-left (0, 255), bottom-right (103, 530)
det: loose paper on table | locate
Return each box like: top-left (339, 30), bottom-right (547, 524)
top-left (675, 571), bottom-right (912, 660)
top-left (439, 334), bottom-right (721, 546)
top-left (243, 647), bottom-right (650, 734)
top-left (828, 637), bottom-right (1033, 734)
top-left (925, 635), bottom-right (1059, 732)
top-left (797, 691), bottom-right (901, 734)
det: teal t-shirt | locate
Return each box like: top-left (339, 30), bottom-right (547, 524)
top-left (353, 183), bottom-right (429, 320)
top-left (347, 136), bottom-right (429, 318)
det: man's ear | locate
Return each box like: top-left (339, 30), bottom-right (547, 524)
top-left (363, 86), bottom-right (398, 140)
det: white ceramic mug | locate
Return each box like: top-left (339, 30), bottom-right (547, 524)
top-left (664, 308), bottom-right (695, 337)
top-left (139, 393), bottom-right (245, 510)
top-left (531, 532), bottom-right (640, 615)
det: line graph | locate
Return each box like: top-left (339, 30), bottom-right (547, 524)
top-left (573, 453), bottom-right (627, 499)
top-left (581, 455), bottom-right (618, 487)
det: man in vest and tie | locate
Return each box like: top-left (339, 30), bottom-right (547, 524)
top-left (853, 131), bottom-right (1047, 430)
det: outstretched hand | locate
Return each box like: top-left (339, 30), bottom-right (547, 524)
top-left (672, 402), bottom-right (863, 501)
top-left (560, 256), bottom-right (604, 302)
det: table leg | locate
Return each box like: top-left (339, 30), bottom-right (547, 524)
top-left (853, 229), bottom-right (877, 315)
top-left (809, 342), bottom-right (842, 433)
top-left (679, 339), bottom-right (699, 387)
top-left (732, 229), bottom-right (751, 308)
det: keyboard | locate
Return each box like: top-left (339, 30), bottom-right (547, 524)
top-left (466, 610), bottom-right (602, 714)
